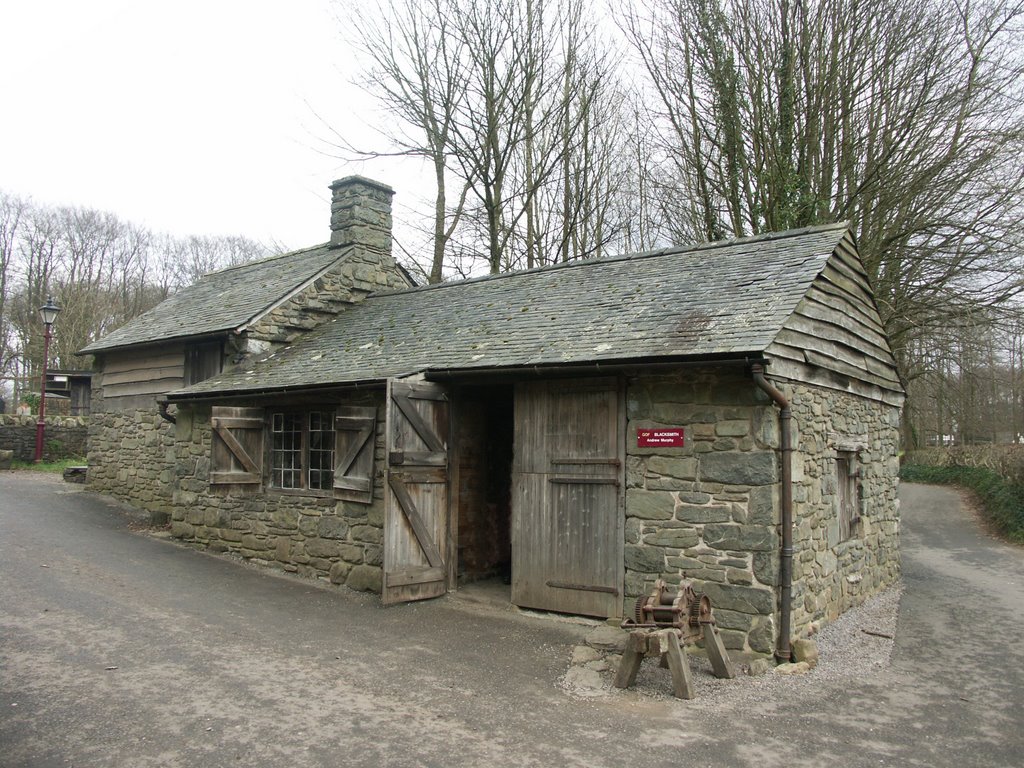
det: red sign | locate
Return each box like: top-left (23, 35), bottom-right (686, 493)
top-left (637, 428), bottom-right (685, 448)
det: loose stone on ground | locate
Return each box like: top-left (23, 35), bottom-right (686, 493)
top-left (559, 584), bottom-right (902, 709)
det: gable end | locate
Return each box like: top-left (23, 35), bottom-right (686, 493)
top-left (766, 231), bottom-right (904, 405)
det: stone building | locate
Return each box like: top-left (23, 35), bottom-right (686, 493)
top-left (79, 177), bottom-right (414, 516)
top-left (85, 177), bottom-right (904, 661)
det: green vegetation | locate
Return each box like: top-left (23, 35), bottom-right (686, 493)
top-left (12, 457), bottom-right (86, 473)
top-left (901, 463), bottom-right (1024, 544)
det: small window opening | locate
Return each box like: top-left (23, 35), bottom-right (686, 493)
top-left (837, 451), bottom-right (861, 541)
top-left (185, 341), bottom-right (223, 386)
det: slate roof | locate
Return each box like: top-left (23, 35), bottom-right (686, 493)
top-left (168, 223), bottom-right (850, 399)
top-left (80, 243), bottom-right (347, 353)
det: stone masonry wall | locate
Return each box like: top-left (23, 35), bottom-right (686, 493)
top-left (625, 368), bottom-right (781, 656)
top-left (787, 382), bottom-right (901, 634)
top-left (241, 251), bottom-right (410, 355)
top-left (87, 215), bottom-right (409, 519)
top-left (0, 414), bottom-right (88, 461)
top-left (624, 368), bottom-right (901, 657)
top-left (87, 408), bottom-right (176, 515)
top-left (169, 394), bottom-right (386, 593)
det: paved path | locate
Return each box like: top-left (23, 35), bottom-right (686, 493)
top-left (1, 474), bottom-right (1022, 767)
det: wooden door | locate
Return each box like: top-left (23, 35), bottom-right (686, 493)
top-left (512, 378), bottom-right (623, 618)
top-left (383, 378), bottom-right (451, 605)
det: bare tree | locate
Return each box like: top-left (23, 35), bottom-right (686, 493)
top-left (342, 0), bottom-right (473, 283)
top-left (0, 190), bottom-right (268, 404)
top-left (621, 0), bottom-right (1024, 378)
top-left (0, 193), bottom-right (27, 398)
top-left (340, 0), bottom-right (645, 277)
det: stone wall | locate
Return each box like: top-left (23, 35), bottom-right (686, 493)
top-left (625, 368), bottom-right (781, 656)
top-left (787, 382), bottom-right (901, 633)
top-left (87, 408), bottom-right (176, 515)
top-left (623, 368), bottom-right (901, 657)
top-left (0, 414), bottom-right (88, 462)
top-left (151, 364), bottom-right (900, 641)
top-left (169, 394), bottom-right (386, 593)
top-left (242, 250), bottom-right (411, 354)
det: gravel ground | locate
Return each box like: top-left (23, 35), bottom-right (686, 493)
top-left (559, 583), bottom-right (903, 711)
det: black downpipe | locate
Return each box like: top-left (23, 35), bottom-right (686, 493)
top-left (157, 400), bottom-right (176, 424)
top-left (751, 364), bottom-right (793, 663)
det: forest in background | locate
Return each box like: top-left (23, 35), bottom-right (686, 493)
top-left (1, 0), bottom-right (1022, 449)
top-left (0, 191), bottom-right (268, 406)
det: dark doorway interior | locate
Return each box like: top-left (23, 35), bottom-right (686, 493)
top-left (454, 384), bottom-right (514, 585)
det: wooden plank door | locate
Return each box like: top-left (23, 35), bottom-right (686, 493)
top-left (512, 378), bottom-right (623, 618)
top-left (383, 377), bottom-right (451, 605)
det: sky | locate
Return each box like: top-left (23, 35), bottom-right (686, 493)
top-left (0, 0), bottom-right (426, 251)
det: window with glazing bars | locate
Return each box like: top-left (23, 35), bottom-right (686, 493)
top-left (307, 411), bottom-right (334, 491)
top-left (270, 410), bottom-right (335, 491)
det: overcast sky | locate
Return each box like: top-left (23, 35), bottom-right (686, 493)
top-left (0, 0), bottom-right (425, 251)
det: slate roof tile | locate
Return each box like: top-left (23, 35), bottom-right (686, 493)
top-left (81, 243), bottom-right (347, 353)
top-left (169, 223), bottom-right (849, 399)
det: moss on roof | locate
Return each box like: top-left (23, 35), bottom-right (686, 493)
top-left (170, 223), bottom-right (852, 399)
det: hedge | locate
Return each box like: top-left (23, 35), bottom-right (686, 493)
top-left (900, 462), bottom-right (1024, 544)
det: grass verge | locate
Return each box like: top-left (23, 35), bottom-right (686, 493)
top-left (11, 457), bottom-right (87, 473)
top-left (900, 463), bottom-right (1024, 544)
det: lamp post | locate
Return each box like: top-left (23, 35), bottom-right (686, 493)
top-left (34, 296), bottom-right (61, 463)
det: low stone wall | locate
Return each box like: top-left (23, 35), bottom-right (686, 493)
top-left (87, 408), bottom-right (176, 515)
top-left (0, 414), bottom-right (88, 462)
top-left (170, 397), bottom-right (385, 593)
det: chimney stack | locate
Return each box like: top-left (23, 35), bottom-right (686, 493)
top-left (328, 176), bottom-right (394, 253)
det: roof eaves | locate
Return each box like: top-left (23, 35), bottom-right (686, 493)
top-left (77, 329), bottom-right (231, 356)
top-left (422, 351), bottom-right (768, 381)
top-left (163, 374), bottom-right (394, 403)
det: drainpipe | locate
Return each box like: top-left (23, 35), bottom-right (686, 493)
top-left (157, 399), bottom-right (176, 425)
top-left (751, 364), bottom-right (793, 663)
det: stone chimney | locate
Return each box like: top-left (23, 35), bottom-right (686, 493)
top-left (329, 175), bottom-right (395, 253)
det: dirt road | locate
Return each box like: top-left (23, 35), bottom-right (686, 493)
top-left (1, 473), bottom-right (1021, 767)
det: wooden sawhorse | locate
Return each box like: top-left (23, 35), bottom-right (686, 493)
top-left (612, 624), bottom-right (735, 699)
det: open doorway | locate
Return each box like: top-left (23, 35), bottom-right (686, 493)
top-left (454, 383), bottom-right (514, 593)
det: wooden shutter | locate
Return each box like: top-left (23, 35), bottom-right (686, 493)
top-left (210, 406), bottom-right (264, 493)
top-left (383, 378), bottom-right (451, 605)
top-left (334, 405), bottom-right (377, 503)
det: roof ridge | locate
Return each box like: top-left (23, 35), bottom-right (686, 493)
top-left (204, 242), bottom-right (340, 277)
top-left (371, 221), bottom-right (850, 300)
top-left (641, 220), bottom-right (850, 258)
